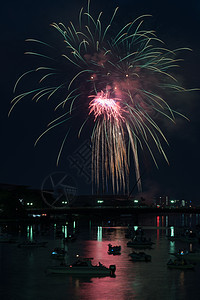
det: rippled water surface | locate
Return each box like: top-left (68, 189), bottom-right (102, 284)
top-left (1, 213), bottom-right (200, 300)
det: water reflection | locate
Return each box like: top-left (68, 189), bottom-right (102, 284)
top-left (156, 216), bottom-right (160, 240)
top-left (166, 215), bottom-right (168, 227)
top-left (169, 241), bottom-right (175, 254)
top-left (27, 225), bottom-right (33, 241)
top-left (97, 226), bottom-right (102, 241)
top-left (62, 225), bottom-right (67, 238)
top-left (73, 220), bottom-right (76, 234)
top-left (179, 271), bottom-right (186, 298)
top-left (170, 226), bottom-right (174, 237)
top-left (181, 214), bottom-right (184, 227)
top-left (76, 228), bottom-right (138, 300)
top-left (1, 213), bottom-right (200, 300)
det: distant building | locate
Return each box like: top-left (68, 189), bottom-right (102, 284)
top-left (154, 195), bottom-right (169, 208)
top-left (154, 195), bottom-right (193, 208)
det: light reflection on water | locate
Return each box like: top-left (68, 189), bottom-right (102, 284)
top-left (1, 213), bottom-right (200, 300)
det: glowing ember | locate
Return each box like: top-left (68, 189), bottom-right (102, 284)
top-left (89, 91), bottom-right (124, 123)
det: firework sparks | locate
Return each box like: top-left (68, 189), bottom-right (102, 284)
top-left (10, 0), bottom-right (197, 194)
top-left (89, 91), bottom-right (124, 122)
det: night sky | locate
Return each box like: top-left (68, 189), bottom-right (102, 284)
top-left (1, 0), bottom-right (200, 202)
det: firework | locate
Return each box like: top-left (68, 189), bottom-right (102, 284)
top-left (10, 0), bottom-right (196, 193)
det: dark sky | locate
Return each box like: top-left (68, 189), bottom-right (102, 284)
top-left (1, 0), bottom-right (200, 202)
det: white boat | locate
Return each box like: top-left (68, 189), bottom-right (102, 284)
top-left (108, 244), bottom-right (121, 255)
top-left (46, 257), bottom-right (116, 276)
top-left (127, 236), bottom-right (154, 248)
top-left (129, 251), bottom-right (151, 262)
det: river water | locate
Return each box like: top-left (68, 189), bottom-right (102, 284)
top-left (1, 212), bottom-right (200, 300)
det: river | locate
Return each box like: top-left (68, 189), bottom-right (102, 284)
top-left (1, 212), bottom-right (200, 300)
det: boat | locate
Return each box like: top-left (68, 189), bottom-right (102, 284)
top-left (108, 244), bottom-right (121, 255)
top-left (127, 236), bottom-right (154, 248)
top-left (125, 226), bottom-right (144, 239)
top-left (167, 258), bottom-right (195, 270)
top-left (46, 257), bottom-right (116, 276)
top-left (168, 228), bottom-right (198, 243)
top-left (18, 240), bottom-right (48, 248)
top-left (170, 249), bottom-right (200, 262)
top-left (129, 251), bottom-right (151, 262)
top-left (51, 247), bottom-right (67, 259)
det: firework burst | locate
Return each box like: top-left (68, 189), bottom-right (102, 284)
top-left (10, 0), bottom-right (196, 193)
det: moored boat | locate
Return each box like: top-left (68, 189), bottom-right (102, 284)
top-left (167, 258), bottom-right (195, 270)
top-left (168, 228), bottom-right (198, 243)
top-left (46, 257), bottom-right (116, 276)
top-left (170, 249), bottom-right (200, 262)
top-left (127, 236), bottom-right (154, 248)
top-left (129, 251), bottom-right (151, 262)
top-left (108, 244), bottom-right (121, 255)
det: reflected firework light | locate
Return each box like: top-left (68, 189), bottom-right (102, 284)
top-left (10, 0), bottom-right (197, 194)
